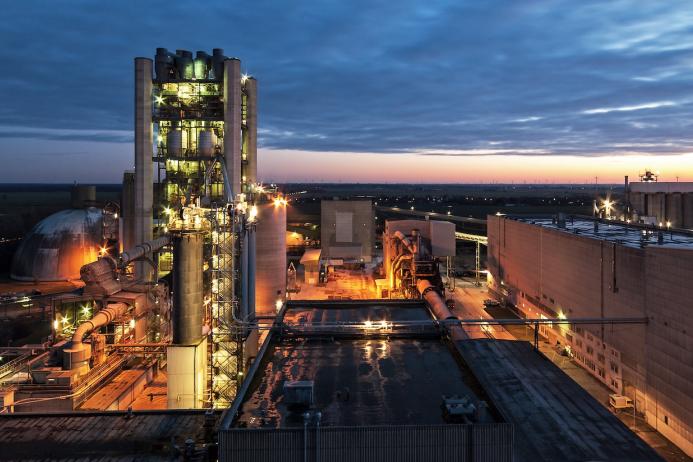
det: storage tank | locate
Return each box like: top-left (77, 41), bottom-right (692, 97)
top-left (198, 130), bottom-right (215, 157)
top-left (175, 50), bottom-right (194, 80)
top-left (10, 208), bottom-right (102, 281)
top-left (194, 51), bottom-right (210, 80)
top-left (70, 185), bottom-right (96, 208)
top-left (254, 199), bottom-right (287, 316)
top-left (172, 231), bottom-right (204, 344)
top-left (167, 129), bottom-right (183, 156)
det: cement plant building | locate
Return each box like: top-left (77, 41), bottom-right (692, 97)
top-left (487, 214), bottom-right (693, 456)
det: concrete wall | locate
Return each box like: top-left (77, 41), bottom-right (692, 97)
top-left (487, 215), bottom-right (693, 457)
top-left (321, 200), bottom-right (374, 262)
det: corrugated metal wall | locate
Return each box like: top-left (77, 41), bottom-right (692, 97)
top-left (219, 423), bottom-right (513, 462)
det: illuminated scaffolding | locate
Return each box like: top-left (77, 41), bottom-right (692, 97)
top-left (209, 205), bottom-right (243, 408)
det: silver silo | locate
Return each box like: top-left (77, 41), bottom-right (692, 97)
top-left (172, 231), bottom-right (204, 344)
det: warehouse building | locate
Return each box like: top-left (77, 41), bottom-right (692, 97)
top-left (487, 214), bottom-right (693, 457)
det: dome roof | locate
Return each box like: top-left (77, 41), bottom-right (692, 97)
top-left (11, 207), bottom-right (103, 282)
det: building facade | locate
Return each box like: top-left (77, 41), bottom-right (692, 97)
top-left (487, 215), bottom-right (693, 457)
top-left (320, 200), bottom-right (374, 262)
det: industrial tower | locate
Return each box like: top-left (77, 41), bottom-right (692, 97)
top-left (132, 48), bottom-right (262, 408)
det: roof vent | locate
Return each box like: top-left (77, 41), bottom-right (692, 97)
top-left (442, 395), bottom-right (488, 423)
top-left (283, 380), bottom-right (314, 410)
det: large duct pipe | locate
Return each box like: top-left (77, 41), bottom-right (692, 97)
top-left (417, 280), bottom-right (468, 340)
top-left (417, 279), bottom-right (455, 320)
top-left (72, 303), bottom-right (128, 349)
top-left (120, 235), bottom-right (170, 267)
top-left (64, 302), bottom-right (129, 372)
top-left (172, 231), bottom-right (204, 344)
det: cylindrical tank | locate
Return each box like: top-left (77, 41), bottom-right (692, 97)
top-left (167, 129), bottom-right (183, 157)
top-left (175, 50), bottom-right (194, 80)
top-left (194, 51), bottom-right (209, 80)
top-left (198, 130), bottom-right (215, 157)
top-left (70, 185), bottom-right (96, 208)
top-left (155, 48), bottom-right (174, 81)
top-left (254, 199), bottom-right (287, 316)
top-left (172, 231), bottom-right (204, 345)
top-left (211, 48), bottom-right (225, 80)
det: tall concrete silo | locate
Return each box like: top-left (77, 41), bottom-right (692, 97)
top-left (254, 199), bottom-right (287, 316)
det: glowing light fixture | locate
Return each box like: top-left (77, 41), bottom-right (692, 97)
top-left (129, 318), bottom-right (136, 329)
top-left (155, 95), bottom-right (165, 105)
top-left (275, 299), bottom-right (283, 312)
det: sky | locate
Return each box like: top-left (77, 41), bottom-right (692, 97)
top-left (1, 0), bottom-right (693, 184)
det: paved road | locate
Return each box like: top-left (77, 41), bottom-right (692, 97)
top-left (445, 278), bottom-right (514, 340)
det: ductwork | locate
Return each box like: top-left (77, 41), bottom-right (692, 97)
top-left (417, 279), bottom-right (454, 320)
top-left (119, 235), bottom-right (170, 267)
top-left (80, 235), bottom-right (170, 296)
top-left (72, 303), bottom-right (128, 349)
top-left (416, 279), bottom-right (468, 341)
top-left (393, 230), bottom-right (416, 255)
top-left (64, 302), bottom-right (129, 372)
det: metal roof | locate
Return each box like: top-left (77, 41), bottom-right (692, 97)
top-left (0, 410), bottom-right (219, 461)
top-left (515, 216), bottom-right (693, 250)
top-left (232, 301), bottom-right (498, 429)
top-left (10, 207), bottom-right (103, 281)
top-left (454, 340), bottom-right (663, 462)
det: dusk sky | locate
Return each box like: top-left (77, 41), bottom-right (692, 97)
top-left (1, 1), bottom-right (693, 183)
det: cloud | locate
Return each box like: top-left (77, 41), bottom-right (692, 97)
top-left (1, 0), bottom-right (693, 182)
top-left (581, 101), bottom-right (677, 114)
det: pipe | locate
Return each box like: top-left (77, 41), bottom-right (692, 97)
top-left (71, 303), bottom-right (129, 349)
top-left (241, 231), bottom-right (249, 321)
top-left (393, 231), bottom-right (416, 254)
top-left (416, 280), bottom-right (455, 321)
top-left (391, 254), bottom-right (412, 289)
top-left (119, 235), bottom-right (170, 267)
top-left (247, 226), bottom-right (256, 319)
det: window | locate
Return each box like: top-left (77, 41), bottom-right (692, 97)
top-left (610, 362), bottom-right (619, 374)
top-left (664, 416), bottom-right (669, 426)
top-left (597, 353), bottom-right (605, 364)
top-left (587, 346), bottom-right (594, 355)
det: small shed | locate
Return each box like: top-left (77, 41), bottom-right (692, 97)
top-left (299, 249), bottom-right (322, 284)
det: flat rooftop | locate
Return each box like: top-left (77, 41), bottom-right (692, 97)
top-left (233, 300), bottom-right (498, 428)
top-left (454, 339), bottom-right (662, 462)
top-left (515, 216), bottom-right (693, 250)
top-left (0, 410), bottom-right (219, 461)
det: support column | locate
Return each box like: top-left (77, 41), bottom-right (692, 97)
top-left (134, 58), bottom-right (153, 282)
top-left (244, 77), bottom-right (258, 188)
top-left (223, 58), bottom-right (242, 199)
